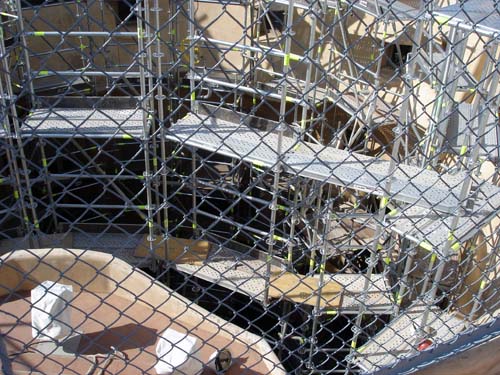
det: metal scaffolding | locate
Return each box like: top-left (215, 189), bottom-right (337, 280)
top-left (0, 0), bottom-right (500, 374)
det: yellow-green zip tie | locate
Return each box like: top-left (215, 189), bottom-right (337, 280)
top-left (122, 134), bottom-right (133, 139)
top-left (283, 53), bottom-right (290, 67)
top-left (42, 158), bottom-right (48, 168)
top-left (14, 190), bottom-right (20, 199)
top-left (380, 197), bottom-right (389, 208)
top-left (435, 15), bottom-right (450, 25)
top-left (34, 31), bottom-right (45, 36)
top-left (190, 92), bottom-right (196, 101)
top-left (431, 253), bottom-right (437, 263)
top-left (192, 223), bottom-right (197, 229)
top-left (325, 310), bottom-right (337, 315)
top-left (300, 118), bottom-right (306, 130)
top-left (420, 241), bottom-right (433, 252)
top-left (38, 70), bottom-right (49, 76)
top-left (396, 293), bottom-right (402, 305)
top-left (480, 280), bottom-right (487, 290)
top-left (460, 145), bottom-right (467, 156)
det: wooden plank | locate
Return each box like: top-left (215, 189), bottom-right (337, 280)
top-left (133, 237), bottom-right (211, 264)
top-left (269, 272), bottom-right (343, 307)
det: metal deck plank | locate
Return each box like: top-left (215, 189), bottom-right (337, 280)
top-left (354, 303), bottom-right (465, 373)
top-left (177, 245), bottom-right (394, 313)
top-left (432, 0), bottom-right (500, 34)
top-left (387, 180), bottom-right (500, 254)
top-left (168, 114), bottom-right (500, 213)
top-left (267, 0), bottom-right (422, 19)
top-left (22, 108), bottom-right (145, 138)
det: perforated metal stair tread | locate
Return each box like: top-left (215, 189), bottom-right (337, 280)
top-left (168, 113), bottom-right (500, 213)
top-left (22, 108), bottom-right (145, 138)
top-left (268, 0), bottom-right (421, 19)
top-left (176, 246), bottom-right (394, 313)
top-left (432, 0), bottom-right (500, 34)
top-left (387, 181), bottom-right (500, 254)
top-left (354, 303), bottom-right (465, 373)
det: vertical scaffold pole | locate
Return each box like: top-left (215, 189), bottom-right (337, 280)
top-left (263, 0), bottom-right (295, 306)
top-left (307, 189), bottom-right (333, 371)
top-left (298, 11), bottom-right (316, 138)
top-left (153, 0), bottom-right (171, 269)
top-left (0, 72), bottom-right (31, 238)
top-left (188, 0), bottom-right (196, 112)
top-left (1, 9), bottom-right (40, 246)
top-left (137, 0), bottom-right (156, 253)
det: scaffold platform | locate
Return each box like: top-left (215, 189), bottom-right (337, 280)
top-left (167, 112), bottom-right (500, 214)
top-left (267, 0), bottom-right (422, 19)
top-left (0, 232), bottom-right (394, 313)
top-left (22, 108), bottom-right (145, 138)
top-left (431, 0), bottom-right (500, 35)
top-left (354, 303), bottom-right (465, 373)
top-left (20, 97), bottom-right (145, 138)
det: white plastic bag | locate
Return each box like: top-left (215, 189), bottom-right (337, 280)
top-left (31, 281), bottom-right (73, 340)
top-left (155, 328), bottom-right (203, 375)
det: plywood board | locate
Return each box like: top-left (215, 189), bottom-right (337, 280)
top-left (269, 272), bottom-right (343, 307)
top-left (134, 236), bottom-right (211, 264)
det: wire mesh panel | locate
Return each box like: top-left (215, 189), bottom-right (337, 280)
top-left (0, 0), bottom-right (499, 374)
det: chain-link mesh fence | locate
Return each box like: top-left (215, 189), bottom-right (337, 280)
top-left (0, 0), bottom-right (499, 373)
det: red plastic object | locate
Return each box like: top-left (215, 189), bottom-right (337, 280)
top-left (417, 339), bottom-right (433, 351)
